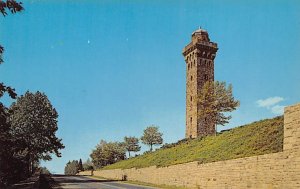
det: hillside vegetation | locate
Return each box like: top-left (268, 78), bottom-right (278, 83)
top-left (103, 116), bottom-right (283, 170)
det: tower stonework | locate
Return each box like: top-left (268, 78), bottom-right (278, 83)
top-left (182, 29), bottom-right (218, 138)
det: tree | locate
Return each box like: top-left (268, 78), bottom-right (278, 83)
top-left (64, 160), bottom-right (79, 175)
top-left (39, 167), bottom-right (51, 175)
top-left (141, 126), bottom-right (163, 151)
top-left (0, 3), bottom-right (23, 185)
top-left (0, 103), bottom-right (15, 187)
top-left (9, 91), bottom-right (65, 174)
top-left (197, 81), bottom-right (240, 135)
top-left (124, 136), bottom-right (141, 158)
top-left (0, 54), bottom-right (17, 188)
top-left (90, 140), bottom-right (126, 168)
top-left (78, 158), bottom-right (83, 172)
top-left (83, 158), bottom-right (94, 171)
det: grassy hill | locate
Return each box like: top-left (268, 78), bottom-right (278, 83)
top-left (103, 116), bottom-right (283, 170)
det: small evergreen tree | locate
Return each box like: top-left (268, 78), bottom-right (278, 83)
top-left (78, 159), bottom-right (83, 171)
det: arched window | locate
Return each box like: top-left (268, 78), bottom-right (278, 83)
top-left (204, 74), bottom-right (208, 80)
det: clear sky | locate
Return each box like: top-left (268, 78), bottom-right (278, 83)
top-left (1, 0), bottom-right (300, 174)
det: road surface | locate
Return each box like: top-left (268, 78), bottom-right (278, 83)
top-left (52, 175), bottom-right (159, 189)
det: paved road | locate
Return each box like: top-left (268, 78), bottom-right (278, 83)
top-left (52, 175), bottom-right (159, 189)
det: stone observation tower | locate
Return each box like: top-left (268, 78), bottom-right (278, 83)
top-left (182, 28), bottom-right (218, 138)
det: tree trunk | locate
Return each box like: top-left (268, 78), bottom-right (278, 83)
top-left (28, 154), bottom-right (32, 176)
top-left (215, 124), bottom-right (217, 136)
top-left (150, 144), bottom-right (153, 152)
top-left (128, 151), bottom-right (131, 158)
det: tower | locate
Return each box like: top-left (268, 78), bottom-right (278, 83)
top-left (182, 28), bottom-right (218, 138)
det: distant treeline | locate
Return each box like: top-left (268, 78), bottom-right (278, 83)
top-left (65, 126), bottom-right (164, 172)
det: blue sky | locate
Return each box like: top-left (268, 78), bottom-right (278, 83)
top-left (1, 0), bottom-right (299, 173)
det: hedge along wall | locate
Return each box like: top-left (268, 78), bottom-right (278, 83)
top-left (80, 103), bottom-right (300, 189)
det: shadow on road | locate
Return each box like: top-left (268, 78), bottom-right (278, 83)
top-left (52, 174), bottom-right (119, 184)
top-left (50, 175), bottom-right (158, 189)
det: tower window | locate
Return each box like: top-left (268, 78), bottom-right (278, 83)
top-left (190, 96), bottom-right (192, 102)
top-left (201, 59), bottom-right (205, 66)
top-left (190, 117), bottom-right (192, 124)
top-left (191, 76), bottom-right (193, 81)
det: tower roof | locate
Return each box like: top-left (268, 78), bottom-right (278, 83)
top-left (191, 27), bottom-right (210, 42)
top-left (192, 28), bottom-right (208, 35)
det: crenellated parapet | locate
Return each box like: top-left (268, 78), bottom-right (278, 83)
top-left (183, 41), bottom-right (218, 59)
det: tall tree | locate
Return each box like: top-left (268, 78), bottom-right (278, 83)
top-left (141, 126), bottom-right (163, 152)
top-left (0, 2), bottom-right (23, 186)
top-left (9, 91), bottom-right (65, 174)
top-left (78, 158), bottom-right (83, 171)
top-left (197, 81), bottom-right (240, 135)
top-left (0, 102), bottom-right (14, 187)
top-left (124, 136), bottom-right (141, 158)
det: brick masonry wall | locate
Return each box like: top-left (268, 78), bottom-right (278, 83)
top-left (80, 103), bottom-right (300, 189)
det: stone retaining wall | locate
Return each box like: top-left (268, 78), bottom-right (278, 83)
top-left (80, 103), bottom-right (300, 189)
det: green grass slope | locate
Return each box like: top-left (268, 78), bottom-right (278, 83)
top-left (103, 116), bottom-right (283, 170)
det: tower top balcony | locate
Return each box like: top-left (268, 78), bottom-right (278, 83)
top-left (182, 28), bottom-right (218, 56)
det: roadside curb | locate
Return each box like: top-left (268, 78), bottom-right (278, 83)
top-left (85, 176), bottom-right (160, 189)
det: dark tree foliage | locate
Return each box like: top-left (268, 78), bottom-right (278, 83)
top-left (0, 104), bottom-right (12, 187)
top-left (0, 74), bottom-right (17, 187)
top-left (0, 2), bottom-right (44, 186)
top-left (0, 0), bottom-right (23, 16)
top-left (0, 46), bottom-right (3, 64)
top-left (0, 82), bottom-right (17, 99)
top-left (39, 167), bottom-right (51, 175)
top-left (9, 91), bottom-right (65, 174)
top-left (0, 86), bottom-right (20, 187)
top-left (78, 159), bottom-right (83, 172)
